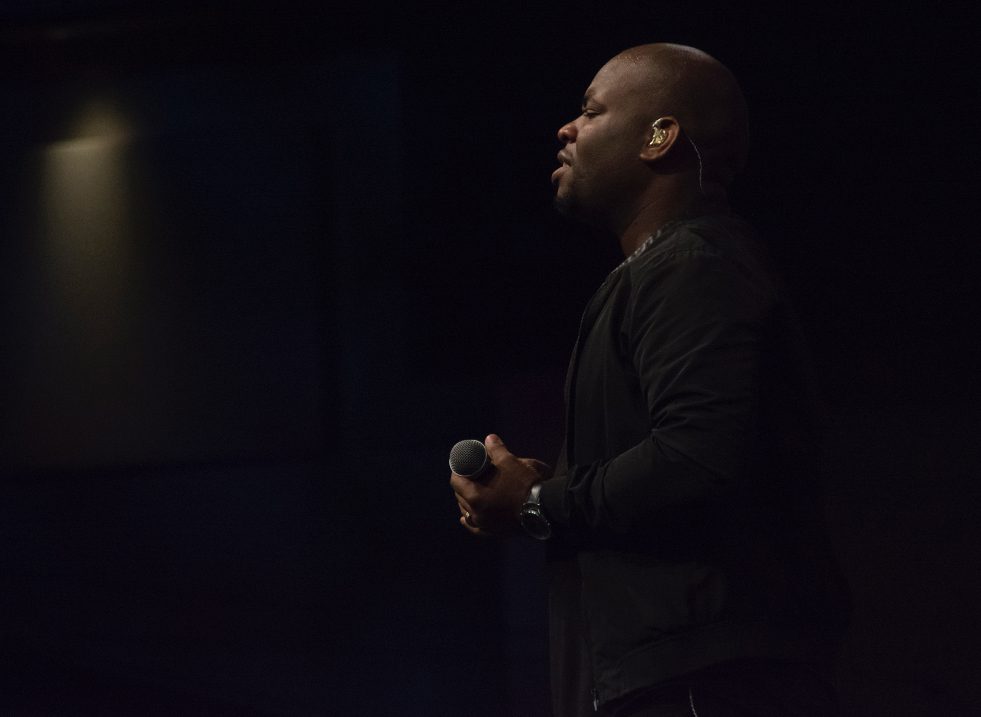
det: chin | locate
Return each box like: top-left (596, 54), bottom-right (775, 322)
top-left (553, 194), bottom-right (610, 233)
top-left (553, 193), bottom-right (576, 218)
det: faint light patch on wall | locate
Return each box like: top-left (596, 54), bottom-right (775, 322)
top-left (25, 94), bottom-right (150, 465)
top-left (39, 97), bottom-right (138, 340)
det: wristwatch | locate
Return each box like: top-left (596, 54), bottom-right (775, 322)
top-left (519, 483), bottom-right (552, 540)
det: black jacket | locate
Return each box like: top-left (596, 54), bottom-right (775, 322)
top-left (538, 215), bottom-right (848, 714)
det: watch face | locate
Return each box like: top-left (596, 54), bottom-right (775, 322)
top-left (520, 507), bottom-right (551, 541)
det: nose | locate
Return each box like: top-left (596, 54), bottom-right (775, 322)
top-left (557, 118), bottom-right (577, 144)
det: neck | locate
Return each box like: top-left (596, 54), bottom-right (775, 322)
top-left (614, 183), bottom-right (728, 256)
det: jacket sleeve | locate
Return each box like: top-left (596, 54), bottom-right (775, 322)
top-left (538, 247), bottom-right (772, 540)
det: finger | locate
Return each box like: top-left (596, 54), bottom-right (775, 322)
top-left (459, 513), bottom-right (485, 536)
top-left (484, 433), bottom-right (519, 470)
top-left (455, 494), bottom-right (475, 517)
top-left (450, 472), bottom-right (481, 503)
top-left (454, 493), bottom-right (482, 531)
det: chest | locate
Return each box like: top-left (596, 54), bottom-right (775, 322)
top-left (565, 281), bottom-right (651, 461)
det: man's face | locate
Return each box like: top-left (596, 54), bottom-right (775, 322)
top-left (552, 57), bottom-right (649, 224)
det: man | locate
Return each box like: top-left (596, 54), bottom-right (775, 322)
top-left (451, 44), bottom-right (848, 716)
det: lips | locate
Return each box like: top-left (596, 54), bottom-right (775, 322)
top-left (552, 151), bottom-right (572, 184)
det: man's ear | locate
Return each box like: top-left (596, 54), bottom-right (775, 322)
top-left (639, 116), bottom-right (680, 161)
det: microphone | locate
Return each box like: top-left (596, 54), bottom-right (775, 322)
top-left (449, 439), bottom-right (490, 478)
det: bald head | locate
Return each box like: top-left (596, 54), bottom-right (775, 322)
top-left (610, 43), bottom-right (750, 189)
top-left (553, 43), bottom-right (750, 244)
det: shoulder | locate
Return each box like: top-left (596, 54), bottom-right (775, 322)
top-left (626, 214), bottom-right (777, 300)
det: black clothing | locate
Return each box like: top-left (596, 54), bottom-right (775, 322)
top-left (599, 658), bottom-right (838, 716)
top-left (538, 215), bottom-right (848, 715)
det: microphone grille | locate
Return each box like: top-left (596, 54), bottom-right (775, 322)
top-left (448, 439), bottom-right (488, 477)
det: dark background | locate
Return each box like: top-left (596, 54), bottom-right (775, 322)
top-left (0, 2), bottom-right (978, 715)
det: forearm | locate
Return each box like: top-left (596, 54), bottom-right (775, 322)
top-left (538, 425), bottom-right (745, 539)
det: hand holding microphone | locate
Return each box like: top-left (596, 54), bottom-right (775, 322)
top-left (448, 434), bottom-right (551, 536)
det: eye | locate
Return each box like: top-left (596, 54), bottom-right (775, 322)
top-left (581, 108), bottom-right (598, 118)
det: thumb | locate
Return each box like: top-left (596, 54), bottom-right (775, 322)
top-left (484, 433), bottom-right (513, 466)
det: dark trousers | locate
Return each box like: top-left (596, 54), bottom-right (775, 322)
top-left (599, 659), bottom-right (839, 717)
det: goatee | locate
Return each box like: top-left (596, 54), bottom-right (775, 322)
top-left (553, 194), bottom-right (575, 217)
